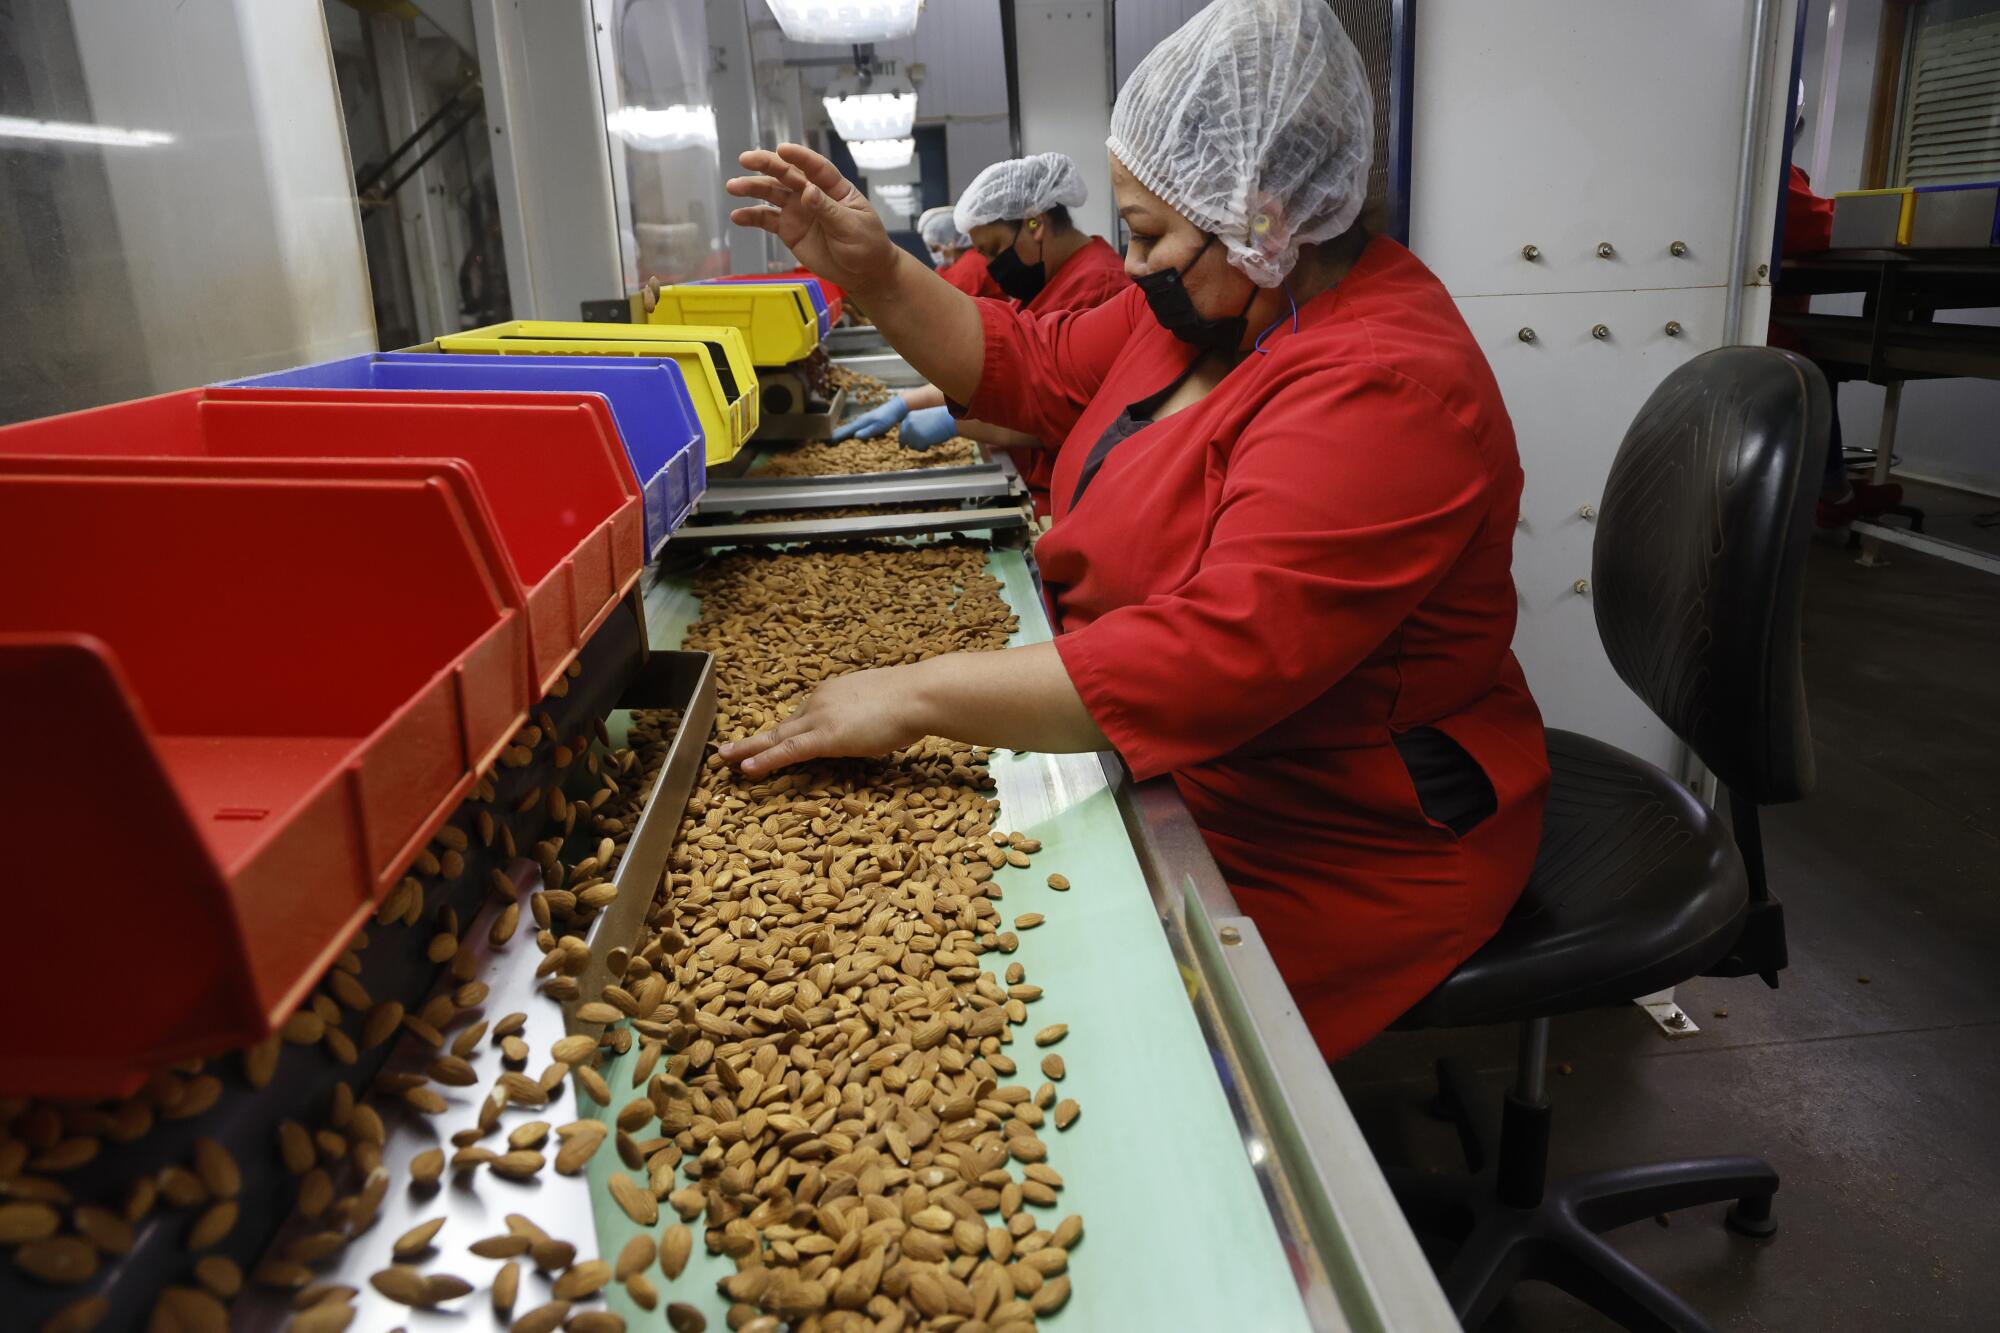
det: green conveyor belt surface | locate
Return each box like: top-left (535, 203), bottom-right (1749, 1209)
top-left (580, 548), bottom-right (1311, 1329)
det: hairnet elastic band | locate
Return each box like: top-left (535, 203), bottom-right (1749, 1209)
top-left (1106, 135), bottom-right (1233, 253)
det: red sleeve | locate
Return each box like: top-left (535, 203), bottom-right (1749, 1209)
top-left (958, 287), bottom-right (1145, 444)
top-left (940, 252), bottom-right (1004, 299)
top-left (1785, 165), bottom-right (1834, 254)
top-left (1054, 367), bottom-right (1497, 781)
top-left (1062, 268), bottom-right (1131, 313)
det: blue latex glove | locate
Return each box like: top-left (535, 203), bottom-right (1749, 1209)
top-left (899, 406), bottom-right (957, 451)
top-left (833, 395), bottom-right (909, 442)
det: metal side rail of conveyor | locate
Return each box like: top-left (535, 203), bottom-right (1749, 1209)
top-left (697, 463), bottom-right (1022, 514)
top-left (676, 459), bottom-right (1031, 545)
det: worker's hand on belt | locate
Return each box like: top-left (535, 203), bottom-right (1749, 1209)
top-left (719, 666), bottom-right (926, 777)
top-left (898, 407), bottom-right (956, 451)
top-left (833, 396), bottom-right (909, 442)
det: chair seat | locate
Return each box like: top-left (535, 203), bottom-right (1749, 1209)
top-left (1397, 729), bottom-right (1749, 1029)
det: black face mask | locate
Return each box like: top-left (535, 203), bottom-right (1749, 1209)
top-left (985, 223), bottom-right (1047, 302)
top-left (1136, 234), bottom-right (1256, 351)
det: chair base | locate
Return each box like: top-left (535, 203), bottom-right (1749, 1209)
top-left (1389, 1055), bottom-right (1779, 1333)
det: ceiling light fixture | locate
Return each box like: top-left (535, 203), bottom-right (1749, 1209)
top-left (605, 105), bottom-right (719, 152)
top-left (846, 137), bottom-right (914, 171)
top-left (0, 116), bottom-right (174, 148)
top-left (823, 79), bottom-right (917, 143)
top-left (768, 0), bottom-right (923, 44)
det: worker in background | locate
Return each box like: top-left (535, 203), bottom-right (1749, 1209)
top-left (919, 205), bottom-right (964, 269)
top-left (721, 0), bottom-right (1547, 1061)
top-left (920, 203), bottom-right (1005, 299)
top-left (1773, 80), bottom-right (1902, 529)
top-left (834, 153), bottom-right (1129, 516)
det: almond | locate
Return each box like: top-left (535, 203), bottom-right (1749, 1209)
top-left (658, 1223), bottom-right (692, 1279)
top-left (187, 1199), bottom-right (238, 1250)
top-left (510, 1301), bottom-right (570, 1333)
top-left (15, 1236), bottom-right (96, 1283)
top-left (493, 1259), bottom-right (522, 1313)
top-left (609, 1172), bottom-right (657, 1225)
top-left (369, 1265), bottom-right (432, 1307)
top-left (392, 1216), bottom-right (445, 1258)
top-left (0, 1201), bottom-right (58, 1244)
top-left (552, 1259), bottom-right (611, 1301)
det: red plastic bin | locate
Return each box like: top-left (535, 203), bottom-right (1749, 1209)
top-left (0, 387), bottom-right (646, 696)
top-left (0, 459), bottom-right (532, 1096)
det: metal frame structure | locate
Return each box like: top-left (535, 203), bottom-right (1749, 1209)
top-left (1386, 0), bottom-right (1415, 246)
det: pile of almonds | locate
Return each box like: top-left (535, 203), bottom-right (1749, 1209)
top-left (588, 540), bottom-right (1083, 1331)
top-left (742, 502), bottom-right (946, 527)
top-left (757, 435), bottom-right (982, 480)
top-left (823, 367), bottom-right (895, 411)
top-left (764, 365), bottom-right (984, 477)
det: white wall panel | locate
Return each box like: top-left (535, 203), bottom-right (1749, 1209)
top-left (1412, 8), bottom-right (1763, 297)
top-left (56, 0), bottom-right (375, 390)
top-left (1460, 286), bottom-right (1730, 765)
top-left (910, 0), bottom-right (1010, 122)
top-left (1113, 0), bottom-right (1205, 90)
top-left (1013, 0), bottom-right (1116, 238)
top-left (1412, 0), bottom-right (1798, 769)
top-left (474, 0), bottom-right (623, 316)
top-left (708, 0), bottom-right (768, 273)
top-left (947, 118), bottom-right (1016, 198)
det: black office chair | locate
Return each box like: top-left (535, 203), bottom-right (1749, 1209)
top-left (1385, 346), bottom-right (1827, 1332)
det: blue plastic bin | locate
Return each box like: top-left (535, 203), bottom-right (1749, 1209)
top-left (222, 353), bottom-right (705, 555)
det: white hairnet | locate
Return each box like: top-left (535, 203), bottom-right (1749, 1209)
top-left (1107, 0), bottom-right (1373, 287)
top-left (953, 153), bottom-right (1089, 234)
top-left (918, 206), bottom-right (968, 250)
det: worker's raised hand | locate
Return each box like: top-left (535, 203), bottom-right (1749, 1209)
top-left (727, 144), bottom-right (901, 294)
top-left (718, 666), bottom-right (930, 777)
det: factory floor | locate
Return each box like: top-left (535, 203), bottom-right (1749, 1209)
top-left (1337, 534), bottom-right (2000, 1331)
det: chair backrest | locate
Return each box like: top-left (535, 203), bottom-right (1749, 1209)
top-left (1593, 346), bottom-right (1826, 804)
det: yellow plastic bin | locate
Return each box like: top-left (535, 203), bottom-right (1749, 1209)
top-left (643, 284), bottom-right (820, 367)
top-left (435, 321), bottom-right (758, 463)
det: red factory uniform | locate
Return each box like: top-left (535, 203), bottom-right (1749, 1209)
top-left (1769, 165), bottom-right (1834, 354)
top-left (939, 250), bottom-right (1005, 300)
top-left (960, 237), bottom-right (1549, 1058)
top-left (988, 236), bottom-right (1131, 516)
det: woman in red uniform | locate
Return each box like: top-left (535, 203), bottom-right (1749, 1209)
top-left (723, 0), bottom-right (1547, 1058)
top-left (920, 204), bottom-right (1004, 300)
top-left (837, 154), bottom-right (1129, 515)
